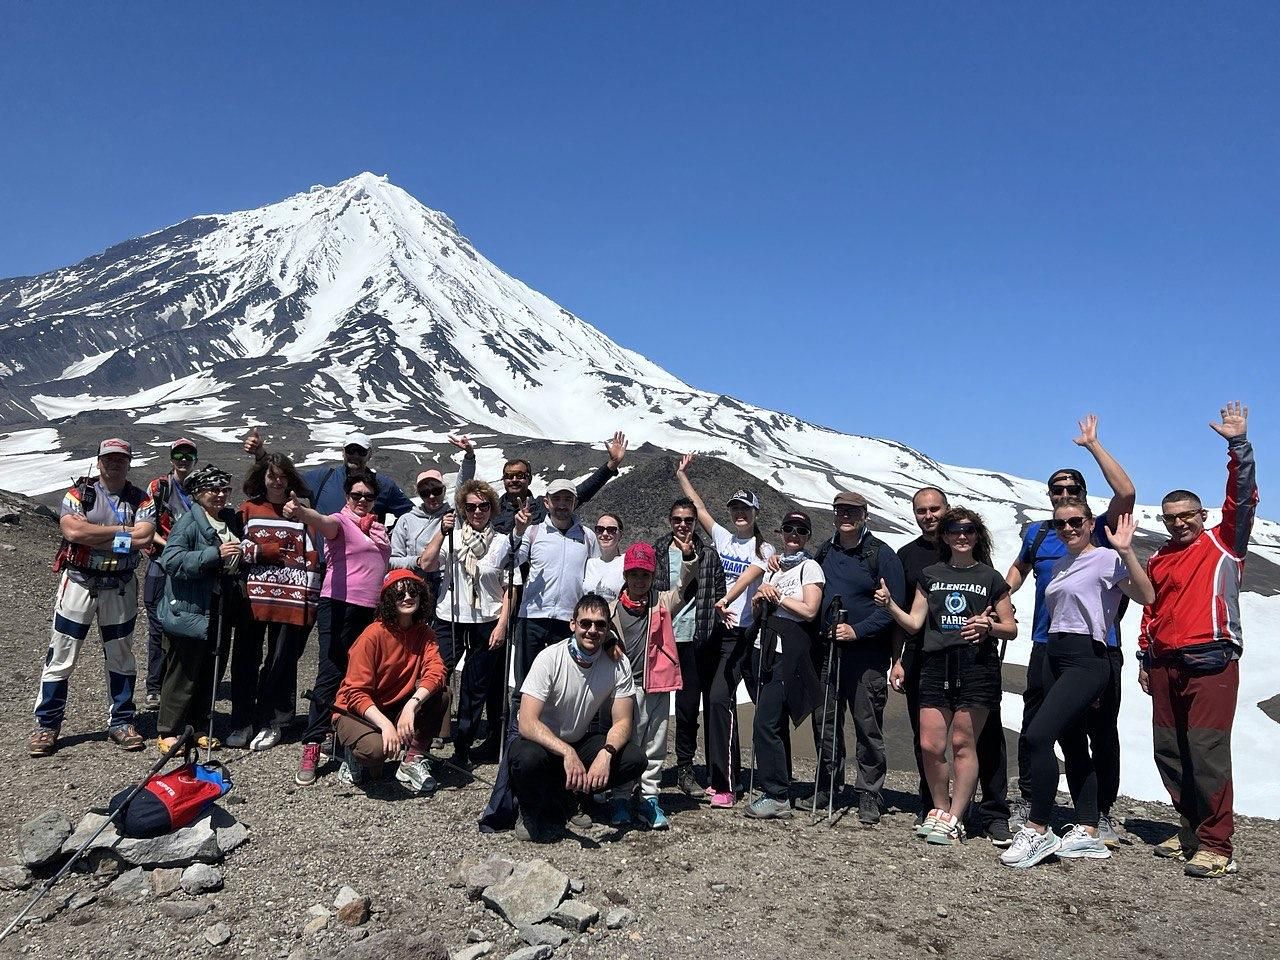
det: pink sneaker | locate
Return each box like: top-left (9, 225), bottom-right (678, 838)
top-left (709, 789), bottom-right (736, 809)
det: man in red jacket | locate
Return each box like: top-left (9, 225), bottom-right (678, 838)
top-left (1138, 401), bottom-right (1258, 878)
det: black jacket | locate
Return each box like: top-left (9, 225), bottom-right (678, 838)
top-left (492, 461), bottom-right (617, 534)
top-left (652, 530), bottom-right (726, 644)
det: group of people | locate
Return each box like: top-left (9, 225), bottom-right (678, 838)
top-left (29, 403), bottom-right (1258, 879)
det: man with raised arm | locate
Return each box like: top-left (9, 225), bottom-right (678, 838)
top-left (1140, 401), bottom-right (1257, 879)
top-left (1004, 415), bottom-right (1135, 844)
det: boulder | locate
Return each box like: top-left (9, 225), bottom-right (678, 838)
top-left (20, 809), bottom-right (72, 867)
top-left (550, 899), bottom-right (598, 932)
top-left (0, 865), bottom-right (32, 891)
top-left (216, 822), bottom-right (250, 855)
top-left (480, 859), bottom-right (569, 927)
top-left (181, 863), bottom-right (223, 894)
top-left (62, 812), bottom-right (221, 867)
top-left (516, 923), bottom-right (570, 948)
top-left (464, 856), bottom-right (516, 901)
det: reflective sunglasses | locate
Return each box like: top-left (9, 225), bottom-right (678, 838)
top-left (1160, 510), bottom-right (1202, 524)
top-left (171, 453), bottom-right (196, 463)
top-left (944, 523), bottom-right (978, 536)
top-left (1051, 516), bottom-right (1088, 531)
top-left (780, 524), bottom-right (811, 536)
top-left (576, 617), bottom-right (608, 632)
top-left (1049, 484), bottom-right (1082, 496)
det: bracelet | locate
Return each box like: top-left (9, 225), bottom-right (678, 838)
top-left (603, 743), bottom-right (617, 757)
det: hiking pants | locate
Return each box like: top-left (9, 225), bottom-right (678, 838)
top-left (508, 733), bottom-right (647, 820)
top-left (231, 619), bottom-right (308, 731)
top-left (143, 561), bottom-right (167, 695)
top-left (1025, 633), bottom-right (1111, 828)
top-left (513, 616), bottom-right (572, 692)
top-left (35, 571), bottom-right (138, 731)
top-left (620, 689), bottom-right (672, 799)
top-left (1149, 658), bottom-right (1238, 858)
top-left (334, 689), bottom-right (451, 778)
top-left (1017, 643), bottom-right (1048, 799)
top-left (1079, 647), bottom-right (1123, 816)
top-left (157, 584), bottom-right (239, 738)
top-left (674, 629), bottom-right (745, 792)
top-left (812, 640), bottom-right (890, 802)
top-left (302, 598), bottom-right (376, 744)
top-left (451, 620), bottom-right (506, 759)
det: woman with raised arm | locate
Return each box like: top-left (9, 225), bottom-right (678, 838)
top-left (285, 469), bottom-right (392, 786)
top-left (875, 508), bottom-right (1017, 845)
top-left (1000, 502), bottom-right (1154, 869)
top-left (583, 512), bottom-right (626, 601)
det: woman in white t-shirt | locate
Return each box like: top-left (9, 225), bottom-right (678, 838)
top-left (741, 511), bottom-right (826, 820)
top-left (582, 513), bottom-right (625, 601)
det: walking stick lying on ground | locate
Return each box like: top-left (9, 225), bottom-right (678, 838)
top-left (301, 690), bottom-right (493, 787)
top-left (0, 727), bottom-right (196, 943)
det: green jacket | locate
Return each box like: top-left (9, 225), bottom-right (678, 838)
top-left (157, 505), bottom-right (243, 641)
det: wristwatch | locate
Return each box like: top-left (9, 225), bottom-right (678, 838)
top-left (602, 744), bottom-right (617, 757)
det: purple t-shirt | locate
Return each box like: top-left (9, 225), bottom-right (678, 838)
top-left (1043, 547), bottom-right (1129, 646)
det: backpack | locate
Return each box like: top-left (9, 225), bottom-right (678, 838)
top-left (108, 761), bottom-right (232, 838)
top-left (52, 476), bottom-right (147, 573)
top-left (814, 531), bottom-right (883, 583)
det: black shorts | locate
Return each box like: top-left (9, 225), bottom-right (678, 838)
top-left (918, 643), bottom-right (1002, 711)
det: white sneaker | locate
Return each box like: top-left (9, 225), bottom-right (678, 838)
top-left (999, 826), bottom-right (1062, 869)
top-left (1057, 824), bottom-right (1111, 860)
top-left (250, 726), bottom-right (281, 751)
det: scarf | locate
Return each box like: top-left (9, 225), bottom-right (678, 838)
top-left (568, 636), bottom-right (600, 668)
top-left (618, 590), bottom-right (648, 616)
top-left (778, 549), bottom-right (810, 571)
top-left (342, 505), bottom-right (389, 547)
top-left (457, 522), bottom-right (496, 607)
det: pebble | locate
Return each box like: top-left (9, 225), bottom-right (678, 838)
top-left (451, 944), bottom-right (493, 960)
top-left (204, 922), bottom-right (232, 946)
top-left (466, 928), bottom-right (487, 943)
top-left (304, 915), bottom-right (329, 935)
top-left (160, 899), bottom-right (213, 920)
top-left (0, 865), bottom-right (32, 891)
top-left (936, 907), bottom-right (948, 918)
top-left (151, 867), bottom-right (184, 898)
top-left (181, 863), bottom-right (224, 894)
top-left (1068, 905), bottom-right (1079, 916)
top-left (67, 890), bottom-right (97, 910)
top-left (604, 907), bottom-right (634, 929)
top-left (569, 877), bottom-right (585, 895)
top-left (501, 947), bottom-right (552, 960)
top-left (710, 883), bottom-right (728, 894)
top-left (308, 904), bottom-right (333, 918)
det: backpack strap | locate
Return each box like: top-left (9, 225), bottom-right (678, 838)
top-left (312, 467), bottom-right (338, 506)
top-left (1025, 520), bottom-right (1053, 566)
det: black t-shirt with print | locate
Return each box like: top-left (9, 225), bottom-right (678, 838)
top-left (917, 561), bottom-right (1010, 653)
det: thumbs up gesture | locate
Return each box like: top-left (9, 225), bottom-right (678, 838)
top-left (282, 489), bottom-right (300, 520)
top-left (873, 577), bottom-right (892, 608)
top-left (243, 425), bottom-right (265, 457)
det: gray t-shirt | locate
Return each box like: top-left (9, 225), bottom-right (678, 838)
top-left (617, 605), bottom-right (650, 685)
top-left (1044, 547), bottom-right (1129, 646)
top-left (520, 640), bottom-right (636, 742)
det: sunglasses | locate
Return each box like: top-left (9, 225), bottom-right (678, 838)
top-left (348, 491), bottom-right (376, 502)
top-left (344, 447), bottom-right (369, 457)
top-left (1051, 516), bottom-right (1088, 531)
top-left (833, 505), bottom-right (865, 516)
top-left (171, 453), bottom-right (196, 463)
top-left (780, 524), bottom-right (811, 536)
top-left (392, 583), bottom-right (422, 598)
top-left (670, 516), bottom-right (696, 526)
top-left (944, 523), bottom-right (978, 536)
top-left (1160, 510), bottom-right (1202, 524)
top-left (419, 485), bottom-right (445, 497)
top-left (594, 525), bottom-right (619, 535)
top-left (463, 502), bottom-right (491, 513)
top-left (503, 471), bottom-right (529, 481)
top-left (1049, 484), bottom-right (1082, 496)
top-left (576, 617), bottom-right (608, 632)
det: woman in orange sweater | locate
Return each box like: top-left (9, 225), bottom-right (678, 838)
top-left (333, 570), bottom-right (450, 793)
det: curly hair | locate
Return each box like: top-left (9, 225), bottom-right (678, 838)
top-left (376, 577), bottom-right (436, 627)
top-left (455, 478), bottom-right (499, 515)
top-left (937, 507), bottom-right (995, 567)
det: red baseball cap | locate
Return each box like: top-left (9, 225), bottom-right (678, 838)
top-left (623, 542), bottom-right (657, 573)
top-left (382, 569), bottom-right (425, 591)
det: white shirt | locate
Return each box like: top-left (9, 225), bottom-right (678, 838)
top-left (483, 517), bottom-right (600, 621)
top-left (583, 555), bottom-right (625, 601)
top-left (521, 640), bottom-right (636, 742)
top-left (712, 522), bottom-right (774, 630)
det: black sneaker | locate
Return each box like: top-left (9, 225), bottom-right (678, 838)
top-left (676, 764), bottom-right (701, 798)
top-left (986, 818), bottom-right (1014, 848)
top-left (802, 787), bottom-right (831, 811)
top-left (857, 793), bottom-right (881, 825)
top-left (514, 809), bottom-right (554, 843)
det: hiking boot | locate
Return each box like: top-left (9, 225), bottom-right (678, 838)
top-left (566, 799), bottom-right (594, 830)
top-left (471, 739), bottom-right (500, 764)
top-left (636, 796), bottom-right (670, 831)
top-left (802, 787), bottom-right (831, 812)
top-left (1057, 824), bottom-right (1111, 860)
top-left (744, 796), bottom-right (793, 820)
top-left (609, 797), bottom-right (633, 827)
top-left (1183, 850), bottom-right (1239, 878)
top-left (338, 757), bottom-right (367, 787)
top-left (708, 789), bottom-right (736, 809)
top-left (295, 742), bottom-right (322, 786)
top-left (395, 756), bottom-right (438, 794)
top-left (1154, 819), bottom-right (1197, 861)
top-left (1008, 796), bottom-right (1030, 833)
top-left (225, 726), bottom-right (253, 749)
top-left (450, 747), bottom-right (475, 771)
top-left (1096, 814), bottom-right (1122, 850)
top-left (143, 691), bottom-right (161, 711)
top-left (857, 792), bottom-right (881, 825)
top-left (108, 723), bottom-right (145, 751)
top-left (251, 725), bottom-right (282, 751)
top-left (196, 734), bottom-right (220, 751)
top-left (677, 764), bottom-right (702, 798)
top-left (28, 726), bottom-right (58, 758)
top-left (916, 809), bottom-right (942, 839)
top-left (319, 734), bottom-right (336, 762)
top-left (1000, 826), bottom-right (1062, 869)
top-left (514, 809), bottom-right (552, 843)
top-left (985, 818), bottom-right (1014, 848)
top-left (926, 812), bottom-right (966, 846)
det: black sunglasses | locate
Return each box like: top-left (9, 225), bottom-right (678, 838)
top-left (576, 617), bottom-right (608, 631)
top-left (944, 523), bottom-right (978, 535)
top-left (171, 453), bottom-right (196, 463)
top-left (1051, 516), bottom-right (1088, 531)
top-left (463, 502), bottom-right (491, 513)
top-left (594, 525), bottom-right (619, 535)
top-left (780, 524), bottom-right (811, 536)
top-left (670, 516), bottom-right (696, 526)
top-left (833, 505), bottom-right (865, 516)
top-left (348, 491), bottom-right (376, 502)
top-left (503, 471), bottom-right (529, 481)
top-left (1050, 484), bottom-right (1082, 496)
top-left (419, 485), bottom-right (445, 497)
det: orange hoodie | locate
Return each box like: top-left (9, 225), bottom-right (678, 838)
top-left (334, 620), bottom-right (445, 717)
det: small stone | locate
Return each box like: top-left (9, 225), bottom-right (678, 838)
top-left (1068, 904), bottom-right (1079, 916)
top-left (936, 907), bottom-right (948, 918)
top-left (679, 861), bottom-right (693, 872)
top-left (20, 809), bottom-right (73, 867)
top-left (181, 863), bottom-right (223, 894)
top-left (347, 928), bottom-right (369, 941)
top-left (337, 896), bottom-right (371, 927)
top-left (160, 899), bottom-right (213, 920)
top-left (604, 907), bottom-right (634, 930)
top-left (0, 865), bottom-right (32, 891)
top-left (550, 899), bottom-right (599, 933)
top-left (447, 856), bottom-right (479, 887)
top-left (451, 943), bottom-right (493, 960)
top-left (516, 923), bottom-right (570, 948)
top-left (66, 890), bottom-right (98, 910)
top-left (710, 883), bottom-right (727, 894)
top-left (568, 877), bottom-right (585, 895)
top-left (309, 903), bottom-right (333, 918)
top-left (151, 867), bottom-right (184, 898)
top-left (216, 822), bottom-right (250, 855)
top-left (107, 866), bottom-right (150, 902)
top-left (501, 948), bottom-right (552, 960)
top-left (304, 915), bottom-right (329, 935)
top-left (602, 889), bottom-right (628, 905)
top-left (926, 947), bottom-right (939, 956)
top-left (204, 922), bottom-right (232, 946)
top-left (466, 928), bottom-right (487, 943)
top-left (334, 885), bottom-right (363, 910)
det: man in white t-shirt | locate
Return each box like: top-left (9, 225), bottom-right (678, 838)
top-left (507, 593), bottom-right (647, 842)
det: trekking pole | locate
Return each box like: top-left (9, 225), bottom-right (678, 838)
top-left (449, 516), bottom-right (461, 727)
top-left (0, 727), bottom-right (195, 943)
top-left (745, 601), bottom-right (775, 800)
top-left (824, 599), bottom-right (845, 826)
top-left (497, 526), bottom-right (518, 770)
top-left (301, 690), bottom-right (492, 787)
top-left (812, 638), bottom-right (834, 823)
top-left (205, 588), bottom-right (225, 765)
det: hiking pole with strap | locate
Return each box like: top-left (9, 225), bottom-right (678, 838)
top-left (205, 587), bottom-right (226, 765)
top-left (825, 598), bottom-right (846, 826)
top-left (448, 516), bottom-right (462, 728)
top-left (497, 525), bottom-right (519, 770)
top-left (745, 600), bottom-right (775, 800)
top-left (301, 690), bottom-right (493, 787)
top-left (812, 596), bottom-right (844, 823)
top-left (0, 727), bottom-right (195, 943)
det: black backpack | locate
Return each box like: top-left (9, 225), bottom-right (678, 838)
top-left (814, 532), bottom-right (883, 583)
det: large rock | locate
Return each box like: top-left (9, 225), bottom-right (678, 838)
top-left (151, 867), bottom-right (184, 898)
top-left (62, 812), bottom-right (221, 867)
top-left (322, 929), bottom-right (448, 960)
top-left (550, 899), bottom-right (598, 932)
top-left (0, 865), bottom-right (32, 891)
top-left (464, 856), bottom-right (515, 901)
top-left (515, 923), bottom-right (570, 948)
top-left (181, 863), bottom-right (223, 894)
top-left (20, 809), bottom-right (72, 867)
top-left (480, 860), bottom-right (569, 927)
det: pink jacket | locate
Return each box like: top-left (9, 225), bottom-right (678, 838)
top-left (610, 558), bottom-right (696, 694)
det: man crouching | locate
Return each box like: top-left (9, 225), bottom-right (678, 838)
top-left (508, 592), bottom-right (647, 842)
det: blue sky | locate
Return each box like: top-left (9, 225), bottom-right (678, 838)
top-left (2, 3), bottom-right (1275, 513)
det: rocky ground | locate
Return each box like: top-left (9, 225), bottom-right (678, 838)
top-left (0, 491), bottom-right (1277, 960)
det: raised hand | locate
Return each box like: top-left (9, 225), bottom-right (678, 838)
top-left (243, 425), bottom-right (264, 457)
top-left (513, 503), bottom-right (532, 537)
top-left (282, 490), bottom-right (300, 520)
top-left (1072, 414), bottom-right (1099, 448)
top-left (1105, 513), bottom-right (1137, 552)
top-left (447, 434), bottom-right (474, 454)
top-left (677, 453), bottom-right (694, 475)
top-left (1210, 401), bottom-right (1249, 440)
top-left (873, 578), bottom-right (892, 608)
top-left (673, 530), bottom-right (696, 558)
top-left (606, 431), bottom-right (628, 469)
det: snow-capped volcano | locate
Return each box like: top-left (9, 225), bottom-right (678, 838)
top-left (1, 173), bottom-right (1278, 813)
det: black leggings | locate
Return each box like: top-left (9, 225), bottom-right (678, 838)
top-left (1025, 632), bottom-right (1112, 827)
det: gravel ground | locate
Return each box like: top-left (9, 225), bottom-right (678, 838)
top-left (1, 494), bottom-right (1277, 960)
